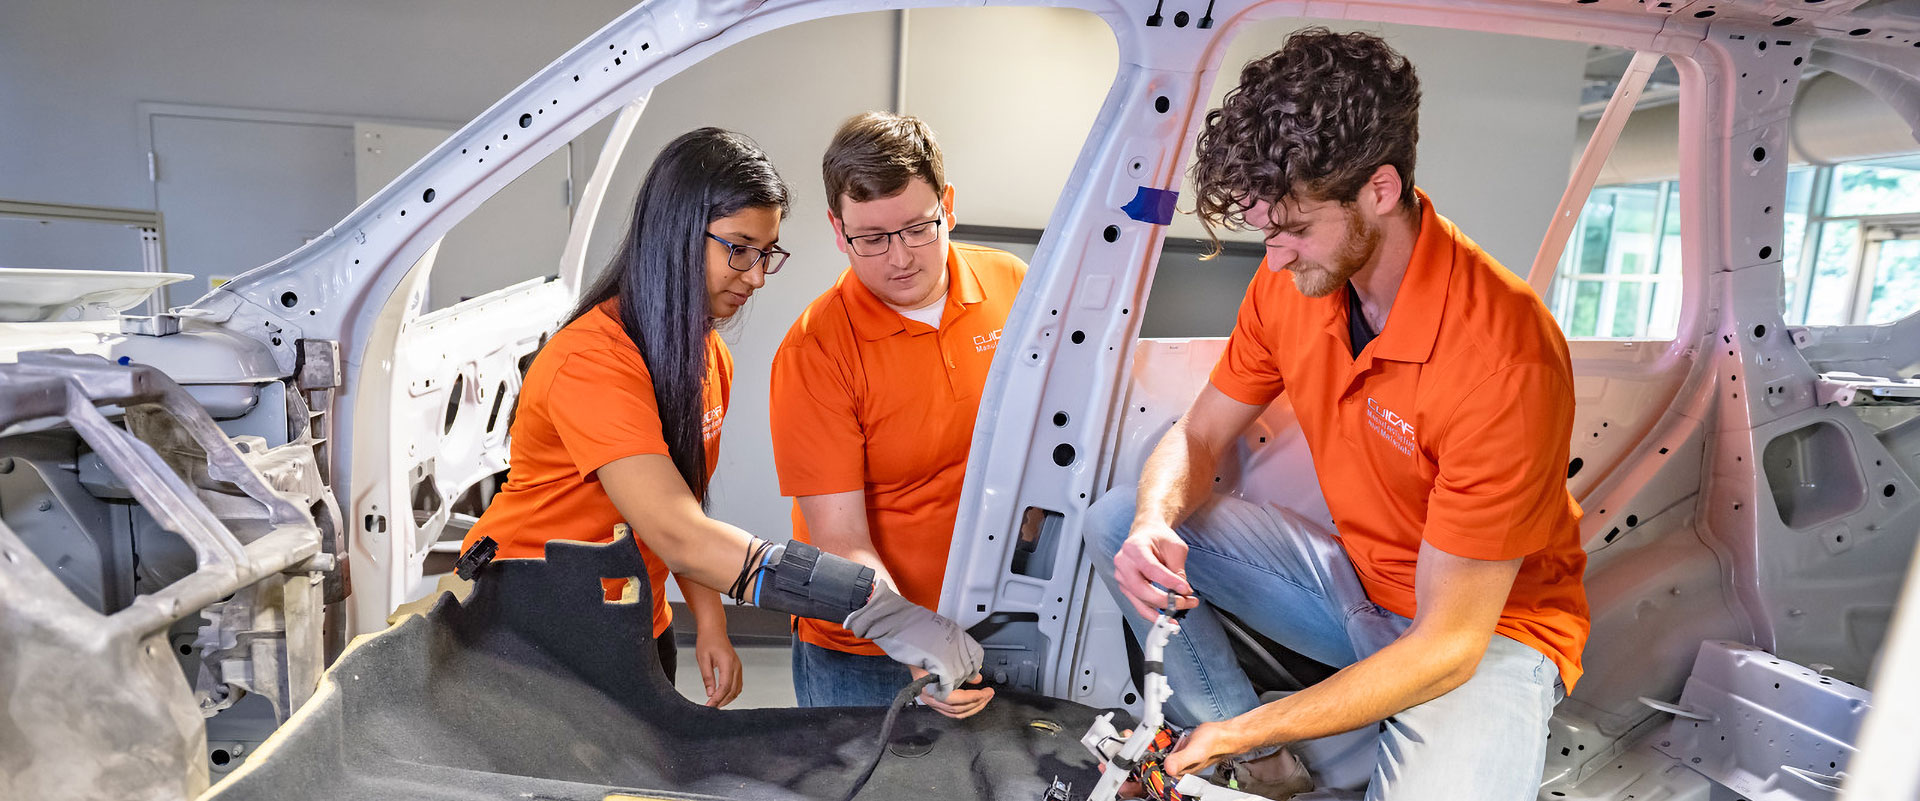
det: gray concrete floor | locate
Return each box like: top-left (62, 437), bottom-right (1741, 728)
top-left (670, 643), bottom-right (797, 709)
top-left (664, 603), bottom-right (799, 709)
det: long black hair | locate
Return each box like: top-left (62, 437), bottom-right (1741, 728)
top-left (568, 127), bottom-right (789, 506)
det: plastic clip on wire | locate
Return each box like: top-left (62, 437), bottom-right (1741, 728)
top-left (1079, 589), bottom-right (1267, 801)
top-left (1080, 590), bottom-right (1186, 800)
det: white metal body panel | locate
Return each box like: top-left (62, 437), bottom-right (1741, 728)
top-left (180, 0), bottom-right (1917, 796)
top-left (2, 0), bottom-right (1918, 798)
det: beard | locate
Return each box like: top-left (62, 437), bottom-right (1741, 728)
top-left (1289, 209), bottom-right (1382, 298)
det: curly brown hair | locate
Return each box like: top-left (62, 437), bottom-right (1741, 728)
top-left (822, 112), bottom-right (946, 216)
top-left (1193, 28), bottom-right (1421, 242)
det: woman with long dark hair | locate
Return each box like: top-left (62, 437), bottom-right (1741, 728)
top-left (461, 128), bottom-right (984, 714)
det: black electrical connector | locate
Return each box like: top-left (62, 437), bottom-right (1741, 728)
top-left (454, 536), bottom-right (498, 580)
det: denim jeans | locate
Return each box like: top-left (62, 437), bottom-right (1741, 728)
top-left (1086, 492), bottom-right (1563, 801)
top-left (790, 640), bottom-right (914, 707)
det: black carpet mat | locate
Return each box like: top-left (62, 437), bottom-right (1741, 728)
top-left (207, 534), bottom-right (1118, 800)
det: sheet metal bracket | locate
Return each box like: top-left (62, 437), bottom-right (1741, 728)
top-left (1655, 641), bottom-right (1869, 801)
top-left (1813, 371), bottom-right (1920, 407)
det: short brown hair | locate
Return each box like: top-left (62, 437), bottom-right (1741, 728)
top-left (822, 112), bottom-right (946, 215)
top-left (1193, 28), bottom-right (1422, 239)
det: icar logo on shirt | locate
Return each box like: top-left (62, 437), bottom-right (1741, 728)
top-left (701, 404), bottom-right (724, 442)
top-left (1364, 397), bottom-right (1415, 456)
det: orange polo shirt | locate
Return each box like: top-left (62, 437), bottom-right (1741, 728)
top-left (770, 243), bottom-right (1027, 655)
top-left (461, 300), bottom-right (731, 638)
top-left (1210, 190), bottom-right (1589, 688)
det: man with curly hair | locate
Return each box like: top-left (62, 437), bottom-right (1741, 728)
top-left (1088, 28), bottom-right (1589, 799)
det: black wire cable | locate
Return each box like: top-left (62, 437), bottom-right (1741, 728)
top-left (840, 673), bottom-right (939, 801)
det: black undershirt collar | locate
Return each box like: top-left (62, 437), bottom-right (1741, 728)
top-left (1347, 281), bottom-right (1379, 359)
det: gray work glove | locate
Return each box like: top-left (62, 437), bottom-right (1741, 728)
top-left (842, 580), bottom-right (984, 701)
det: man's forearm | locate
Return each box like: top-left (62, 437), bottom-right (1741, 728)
top-left (1214, 631), bottom-right (1484, 750)
top-left (796, 491), bottom-right (898, 588)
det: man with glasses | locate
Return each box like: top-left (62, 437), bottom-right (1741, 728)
top-left (769, 112), bottom-right (1025, 716)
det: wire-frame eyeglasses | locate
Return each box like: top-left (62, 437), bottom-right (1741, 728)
top-left (843, 217), bottom-right (944, 258)
top-left (706, 232), bottom-right (790, 275)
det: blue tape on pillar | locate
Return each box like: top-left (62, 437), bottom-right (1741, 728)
top-left (1122, 187), bottom-right (1179, 225)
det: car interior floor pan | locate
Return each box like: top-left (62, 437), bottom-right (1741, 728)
top-left (204, 534), bottom-right (1113, 801)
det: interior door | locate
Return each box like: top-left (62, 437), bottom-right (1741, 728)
top-left (150, 114), bottom-right (357, 304)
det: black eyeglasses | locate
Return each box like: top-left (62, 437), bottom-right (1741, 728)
top-left (843, 217), bottom-right (944, 257)
top-left (706, 232), bottom-right (790, 275)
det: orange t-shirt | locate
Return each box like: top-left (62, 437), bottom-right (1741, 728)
top-left (770, 243), bottom-right (1027, 655)
top-left (1209, 190), bottom-right (1590, 689)
top-left (461, 300), bottom-right (731, 637)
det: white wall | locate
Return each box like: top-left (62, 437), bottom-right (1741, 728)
top-left (573, 13), bottom-right (900, 542)
top-left (0, 1), bottom-right (639, 210)
top-left (883, 11), bottom-right (1589, 271)
top-left (1188, 18), bottom-right (1589, 271)
top-left (0, 0), bottom-right (637, 297)
top-left (900, 8), bottom-right (1120, 230)
top-left (2, 2), bottom-right (1588, 548)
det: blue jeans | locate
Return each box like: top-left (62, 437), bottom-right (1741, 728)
top-left (1086, 492), bottom-right (1563, 801)
top-left (790, 640), bottom-right (914, 707)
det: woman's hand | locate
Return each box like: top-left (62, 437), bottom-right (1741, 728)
top-left (675, 575), bottom-right (743, 708)
top-left (694, 627), bottom-right (743, 707)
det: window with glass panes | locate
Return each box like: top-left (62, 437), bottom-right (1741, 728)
top-left (1549, 182), bottom-right (1683, 339)
top-left (1551, 154), bottom-right (1920, 339)
top-left (1788, 154), bottom-right (1920, 326)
